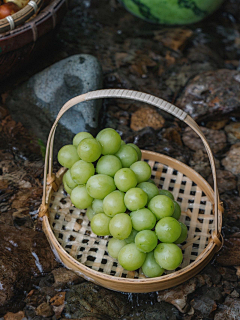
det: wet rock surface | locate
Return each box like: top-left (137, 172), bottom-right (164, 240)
top-left (1, 0), bottom-right (240, 319)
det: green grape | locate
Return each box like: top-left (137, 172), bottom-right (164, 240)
top-left (107, 238), bottom-right (126, 259)
top-left (90, 213), bottom-right (111, 236)
top-left (121, 140), bottom-right (126, 145)
top-left (109, 213), bottom-right (132, 240)
top-left (137, 182), bottom-right (159, 204)
top-left (125, 229), bottom-right (138, 244)
top-left (73, 132), bottom-right (93, 147)
top-left (159, 189), bottom-right (174, 200)
top-left (115, 145), bottom-right (138, 168)
top-left (174, 222), bottom-right (188, 244)
top-left (155, 217), bottom-right (181, 243)
top-left (86, 174), bottom-right (116, 199)
top-left (147, 179), bottom-right (156, 184)
top-left (92, 199), bottom-right (104, 214)
top-left (124, 188), bottom-right (148, 211)
top-left (70, 160), bottom-right (95, 184)
top-left (148, 195), bottom-right (174, 220)
top-left (77, 138), bottom-right (102, 162)
top-left (154, 243), bottom-right (183, 270)
top-left (142, 251), bottom-right (165, 278)
top-left (96, 155), bottom-right (122, 177)
top-left (64, 170), bottom-right (78, 189)
top-left (86, 206), bottom-right (97, 221)
top-left (96, 128), bottom-right (121, 155)
top-left (114, 168), bottom-right (137, 192)
top-left (127, 143), bottom-right (142, 161)
top-left (62, 173), bottom-right (72, 195)
top-left (58, 145), bottom-right (80, 168)
top-left (70, 185), bottom-right (93, 209)
top-left (172, 200), bottom-right (181, 220)
top-left (130, 208), bottom-right (156, 231)
top-left (103, 190), bottom-right (126, 217)
top-left (135, 230), bottom-right (158, 253)
top-left (118, 243), bottom-right (146, 271)
top-left (130, 161), bottom-right (151, 183)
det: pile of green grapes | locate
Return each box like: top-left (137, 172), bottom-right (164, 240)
top-left (58, 128), bottom-right (188, 278)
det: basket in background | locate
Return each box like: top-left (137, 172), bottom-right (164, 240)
top-left (39, 89), bottom-right (223, 293)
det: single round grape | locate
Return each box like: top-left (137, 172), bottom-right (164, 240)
top-left (118, 243), bottom-right (146, 271)
top-left (155, 217), bottom-right (181, 243)
top-left (109, 213), bottom-right (132, 240)
top-left (86, 174), bottom-right (116, 199)
top-left (103, 190), bottom-right (126, 217)
top-left (114, 168), bottom-right (137, 192)
top-left (130, 161), bottom-right (151, 183)
top-left (115, 145), bottom-right (138, 168)
top-left (86, 206), bottom-right (97, 221)
top-left (174, 222), bottom-right (188, 244)
top-left (127, 143), bottom-right (142, 160)
top-left (73, 132), bottom-right (93, 147)
top-left (148, 195), bottom-right (174, 220)
top-left (62, 173), bottom-right (73, 195)
top-left (92, 199), bottom-right (104, 214)
top-left (159, 189), bottom-right (174, 200)
top-left (125, 229), bottom-right (138, 244)
top-left (154, 243), bottom-right (183, 270)
top-left (91, 213), bottom-right (111, 236)
top-left (96, 155), bottom-right (122, 177)
top-left (70, 160), bottom-right (95, 184)
top-left (137, 182), bottom-right (159, 204)
top-left (141, 251), bottom-right (165, 278)
top-left (107, 238), bottom-right (126, 259)
top-left (70, 185), bottom-right (93, 209)
top-left (130, 208), bottom-right (156, 231)
top-left (96, 128), bottom-right (121, 155)
top-left (135, 230), bottom-right (158, 253)
top-left (124, 188), bottom-right (148, 211)
top-left (64, 170), bottom-right (78, 189)
top-left (77, 138), bottom-right (102, 162)
top-left (172, 200), bottom-right (181, 220)
top-left (58, 145), bottom-right (80, 168)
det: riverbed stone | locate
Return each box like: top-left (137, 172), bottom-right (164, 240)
top-left (6, 54), bottom-right (103, 152)
top-left (177, 69), bottom-right (240, 121)
top-left (222, 143), bottom-right (240, 175)
top-left (225, 122), bottom-right (240, 144)
top-left (207, 170), bottom-right (237, 194)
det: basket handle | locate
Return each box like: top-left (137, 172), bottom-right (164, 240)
top-left (40, 89), bottom-right (222, 241)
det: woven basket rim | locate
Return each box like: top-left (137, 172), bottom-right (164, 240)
top-left (0, 0), bottom-right (66, 37)
top-left (43, 150), bottom-right (223, 287)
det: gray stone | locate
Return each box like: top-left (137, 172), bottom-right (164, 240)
top-left (6, 54), bottom-right (103, 152)
top-left (225, 122), bottom-right (240, 144)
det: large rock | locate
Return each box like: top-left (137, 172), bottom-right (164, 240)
top-left (6, 54), bottom-right (103, 152)
top-left (177, 69), bottom-right (240, 121)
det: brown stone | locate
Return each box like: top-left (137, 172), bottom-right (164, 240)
top-left (52, 267), bottom-right (84, 288)
top-left (225, 122), bottom-right (240, 144)
top-left (206, 119), bottom-right (228, 130)
top-left (130, 107), bottom-right (165, 131)
top-left (222, 143), bottom-right (240, 175)
top-left (216, 238), bottom-right (240, 266)
top-left (207, 170), bottom-right (237, 194)
top-left (3, 311), bottom-right (25, 320)
top-left (182, 126), bottom-right (227, 154)
top-left (177, 69), bottom-right (240, 120)
top-left (36, 302), bottom-right (54, 318)
top-left (50, 292), bottom-right (66, 306)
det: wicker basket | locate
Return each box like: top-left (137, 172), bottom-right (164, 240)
top-left (0, 0), bottom-right (67, 82)
top-left (39, 89), bottom-right (223, 293)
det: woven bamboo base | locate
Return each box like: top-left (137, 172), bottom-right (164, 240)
top-left (47, 151), bottom-right (219, 284)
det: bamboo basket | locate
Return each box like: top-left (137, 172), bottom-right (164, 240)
top-left (39, 89), bottom-right (223, 293)
top-left (0, 0), bottom-right (67, 82)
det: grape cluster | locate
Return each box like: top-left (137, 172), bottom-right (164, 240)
top-left (58, 128), bottom-right (188, 278)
